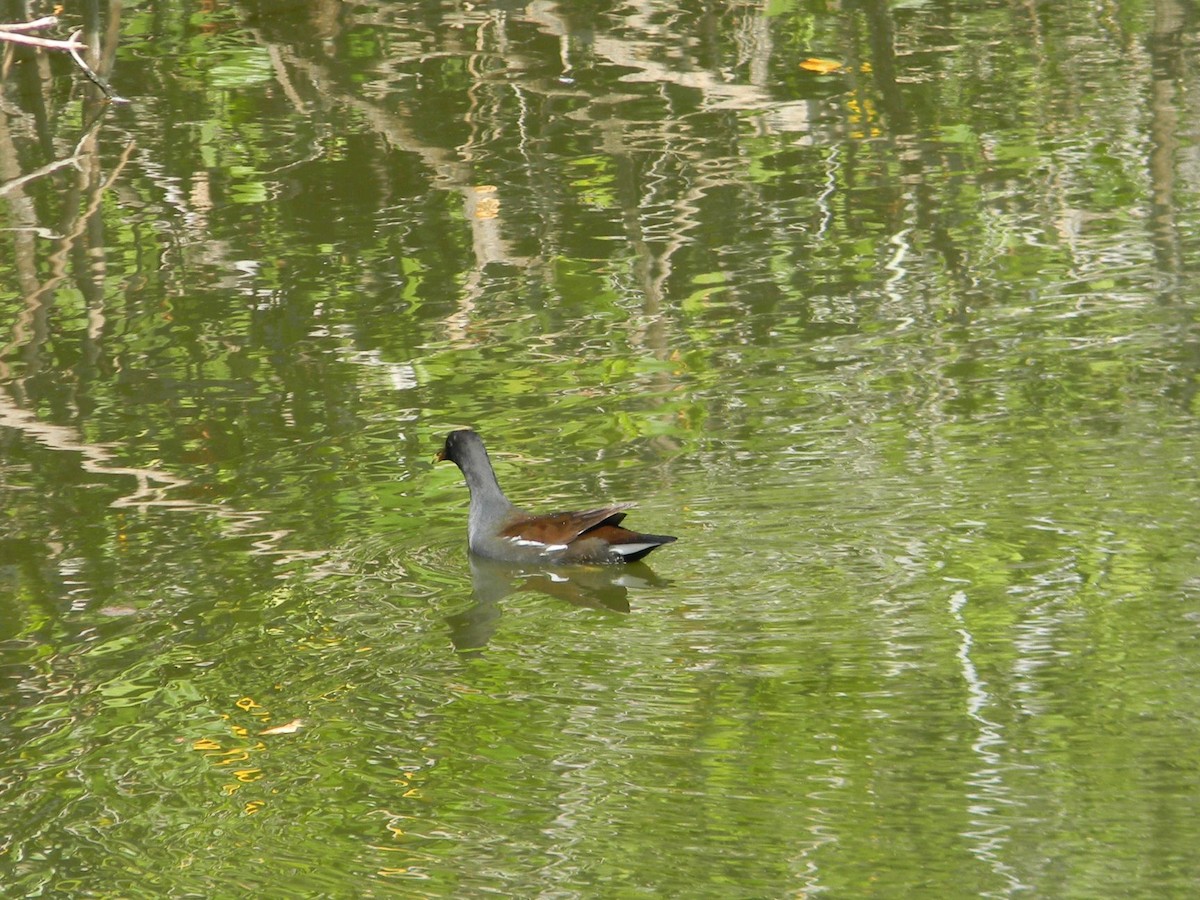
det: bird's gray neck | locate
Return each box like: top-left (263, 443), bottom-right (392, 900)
top-left (464, 463), bottom-right (512, 545)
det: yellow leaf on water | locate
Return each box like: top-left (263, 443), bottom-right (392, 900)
top-left (800, 58), bottom-right (845, 75)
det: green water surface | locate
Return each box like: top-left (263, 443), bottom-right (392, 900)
top-left (2, 0), bottom-right (1199, 896)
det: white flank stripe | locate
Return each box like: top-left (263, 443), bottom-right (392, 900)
top-left (507, 537), bottom-right (568, 552)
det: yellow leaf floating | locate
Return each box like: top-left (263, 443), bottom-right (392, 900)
top-left (216, 748), bottom-right (250, 765)
top-left (800, 58), bottom-right (845, 75)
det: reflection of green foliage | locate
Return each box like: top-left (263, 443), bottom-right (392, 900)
top-left (769, 0), bottom-right (818, 48)
top-left (345, 26), bottom-right (383, 60)
top-left (208, 48), bottom-right (275, 89)
top-left (568, 155), bottom-right (618, 209)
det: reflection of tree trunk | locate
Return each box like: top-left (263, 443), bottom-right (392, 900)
top-left (1145, 0), bottom-right (1191, 280)
top-left (0, 109), bottom-right (43, 350)
top-left (744, 0), bottom-right (773, 89)
top-left (0, 0), bottom-right (125, 378)
top-left (1146, 0), bottom-right (1198, 415)
top-left (1, 70), bottom-right (194, 512)
top-left (853, 0), bottom-right (907, 135)
top-left (1, 92), bottom-right (318, 560)
top-left (0, 11), bottom-right (226, 528)
top-left (239, 19), bottom-right (530, 340)
top-left (0, 111), bottom-right (58, 380)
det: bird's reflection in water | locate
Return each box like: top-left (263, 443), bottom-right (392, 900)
top-left (446, 556), bottom-right (670, 653)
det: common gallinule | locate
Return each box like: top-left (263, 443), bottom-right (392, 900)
top-left (436, 429), bottom-right (677, 564)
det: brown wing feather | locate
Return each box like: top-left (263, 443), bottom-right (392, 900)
top-left (500, 504), bottom-right (631, 545)
top-left (576, 523), bottom-right (644, 545)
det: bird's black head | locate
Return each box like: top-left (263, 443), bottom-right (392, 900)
top-left (435, 429), bottom-right (483, 465)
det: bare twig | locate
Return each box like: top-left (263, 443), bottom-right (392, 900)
top-left (0, 105), bottom-right (111, 198)
top-left (66, 29), bottom-right (131, 103)
top-left (0, 155), bottom-right (80, 198)
top-left (1, 17), bottom-right (129, 103)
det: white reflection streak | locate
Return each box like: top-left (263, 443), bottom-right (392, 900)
top-left (885, 225), bottom-right (911, 288)
top-left (815, 147), bottom-right (838, 239)
top-left (949, 589), bottom-right (1028, 896)
top-left (0, 389), bottom-right (324, 569)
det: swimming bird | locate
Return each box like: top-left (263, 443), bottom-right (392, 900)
top-left (436, 429), bottom-right (677, 565)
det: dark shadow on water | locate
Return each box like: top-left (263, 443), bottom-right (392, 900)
top-left (446, 556), bottom-right (670, 654)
